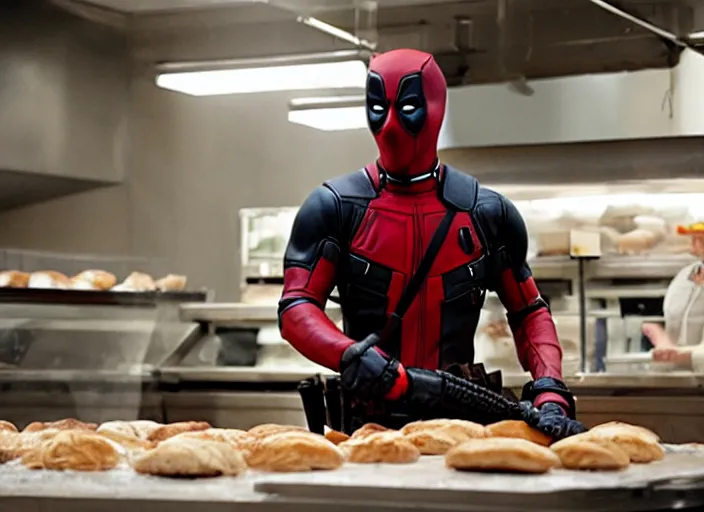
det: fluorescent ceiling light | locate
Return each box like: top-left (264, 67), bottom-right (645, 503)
top-left (288, 106), bottom-right (367, 131)
top-left (288, 95), bottom-right (366, 132)
top-left (156, 59), bottom-right (367, 97)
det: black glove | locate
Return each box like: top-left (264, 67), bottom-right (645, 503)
top-left (536, 402), bottom-right (586, 440)
top-left (404, 368), bottom-right (534, 425)
top-left (339, 335), bottom-right (402, 399)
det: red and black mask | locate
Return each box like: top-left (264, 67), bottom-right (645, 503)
top-left (366, 49), bottom-right (447, 180)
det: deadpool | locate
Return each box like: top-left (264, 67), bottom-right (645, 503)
top-left (278, 48), bottom-right (585, 440)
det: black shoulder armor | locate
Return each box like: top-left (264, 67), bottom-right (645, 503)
top-left (322, 168), bottom-right (376, 247)
top-left (473, 187), bottom-right (531, 280)
top-left (325, 168), bottom-right (378, 200)
top-left (283, 185), bottom-right (341, 270)
top-left (439, 165), bottom-right (480, 212)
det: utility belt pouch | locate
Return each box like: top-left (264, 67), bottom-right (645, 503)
top-left (296, 375), bottom-right (326, 435)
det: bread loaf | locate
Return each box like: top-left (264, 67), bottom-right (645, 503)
top-left (155, 274), bottom-right (187, 292)
top-left (112, 272), bottom-right (156, 292)
top-left (28, 271), bottom-right (70, 290)
top-left (550, 432), bottom-right (630, 471)
top-left (401, 419), bottom-right (486, 455)
top-left (132, 438), bottom-right (246, 477)
top-left (245, 431), bottom-right (344, 472)
top-left (339, 431), bottom-right (420, 464)
top-left (485, 420), bottom-right (552, 446)
top-left (446, 438), bottom-right (560, 473)
top-left (70, 270), bottom-right (117, 291)
top-left (21, 430), bottom-right (120, 471)
top-left (0, 271), bottom-right (29, 288)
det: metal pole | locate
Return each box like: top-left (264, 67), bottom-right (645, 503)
top-left (578, 257), bottom-right (588, 373)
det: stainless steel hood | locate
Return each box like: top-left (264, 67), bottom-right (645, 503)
top-left (438, 48), bottom-right (704, 186)
top-left (0, 0), bottom-right (129, 212)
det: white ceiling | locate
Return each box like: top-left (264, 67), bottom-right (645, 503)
top-left (78, 0), bottom-right (262, 13)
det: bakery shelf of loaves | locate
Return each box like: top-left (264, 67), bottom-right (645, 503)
top-left (0, 417), bottom-right (703, 512)
top-left (0, 258), bottom-right (214, 430)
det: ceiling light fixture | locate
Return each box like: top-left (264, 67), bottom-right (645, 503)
top-left (288, 95), bottom-right (367, 132)
top-left (297, 16), bottom-right (376, 51)
top-left (155, 50), bottom-right (370, 97)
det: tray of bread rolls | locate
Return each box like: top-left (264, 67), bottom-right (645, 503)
top-left (0, 419), bottom-right (704, 512)
top-left (0, 270), bottom-right (206, 307)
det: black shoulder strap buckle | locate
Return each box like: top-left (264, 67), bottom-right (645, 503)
top-left (521, 377), bottom-right (577, 419)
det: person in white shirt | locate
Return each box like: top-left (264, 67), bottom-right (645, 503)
top-left (642, 222), bottom-right (704, 372)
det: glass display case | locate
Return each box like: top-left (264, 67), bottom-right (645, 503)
top-left (0, 288), bottom-right (207, 428)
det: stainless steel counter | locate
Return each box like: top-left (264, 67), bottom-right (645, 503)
top-left (157, 366), bottom-right (704, 390)
top-left (1, 452), bottom-right (704, 512)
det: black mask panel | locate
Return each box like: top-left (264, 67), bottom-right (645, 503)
top-left (395, 73), bottom-right (426, 136)
top-left (366, 72), bottom-right (388, 134)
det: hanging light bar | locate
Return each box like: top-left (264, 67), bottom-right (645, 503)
top-left (155, 50), bottom-right (370, 97)
top-left (287, 95), bottom-right (366, 132)
top-left (297, 16), bottom-right (377, 51)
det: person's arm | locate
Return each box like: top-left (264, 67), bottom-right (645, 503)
top-left (278, 185), bottom-right (354, 371)
top-left (690, 341), bottom-right (704, 373)
top-left (278, 184), bottom-right (407, 399)
top-left (478, 191), bottom-right (572, 413)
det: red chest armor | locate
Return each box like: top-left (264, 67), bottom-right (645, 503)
top-left (313, 165), bottom-right (490, 371)
top-left (343, 173), bottom-right (487, 369)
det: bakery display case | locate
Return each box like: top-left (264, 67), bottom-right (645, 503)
top-left (0, 249), bottom-right (211, 428)
top-left (0, 288), bottom-right (209, 428)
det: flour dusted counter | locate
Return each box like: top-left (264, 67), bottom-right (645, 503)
top-left (1, 452), bottom-right (704, 512)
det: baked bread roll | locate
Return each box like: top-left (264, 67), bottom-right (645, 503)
top-left (244, 424), bottom-right (307, 452)
top-left (485, 420), bottom-right (552, 447)
top-left (446, 438), bottom-right (560, 473)
top-left (112, 272), bottom-right (156, 292)
top-left (245, 431), bottom-right (344, 472)
top-left (340, 431), bottom-right (420, 464)
top-left (551, 432), bottom-right (630, 471)
top-left (155, 274), bottom-right (187, 292)
top-left (131, 437), bottom-right (246, 477)
top-left (169, 428), bottom-right (251, 450)
top-left (21, 430), bottom-right (120, 471)
top-left (350, 422), bottom-right (391, 439)
top-left (590, 422), bottom-right (660, 442)
top-left (97, 420), bottom-right (161, 441)
top-left (401, 419), bottom-right (486, 455)
top-left (70, 270), bottom-right (117, 291)
top-left (324, 429), bottom-right (350, 446)
top-left (247, 424), bottom-right (306, 440)
top-left (0, 421), bottom-right (18, 433)
top-left (0, 431), bottom-right (21, 463)
top-left (583, 426), bottom-right (664, 463)
top-left (1, 429), bottom-right (63, 461)
top-left (27, 271), bottom-right (70, 290)
top-left (146, 421), bottom-right (211, 442)
top-left (96, 421), bottom-right (161, 453)
top-left (24, 418), bottom-right (98, 433)
top-left (0, 271), bottom-right (29, 288)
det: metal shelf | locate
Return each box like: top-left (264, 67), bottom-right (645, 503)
top-left (243, 254), bottom-right (695, 281)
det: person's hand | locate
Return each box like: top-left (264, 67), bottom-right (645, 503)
top-left (652, 347), bottom-right (692, 368)
top-left (642, 323), bottom-right (674, 349)
top-left (339, 336), bottom-right (407, 400)
top-left (535, 402), bottom-right (586, 441)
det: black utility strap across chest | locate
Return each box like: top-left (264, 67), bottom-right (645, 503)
top-left (377, 208), bottom-right (456, 345)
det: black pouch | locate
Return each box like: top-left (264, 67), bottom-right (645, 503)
top-left (297, 375), bottom-right (326, 435)
top-left (324, 376), bottom-right (343, 432)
